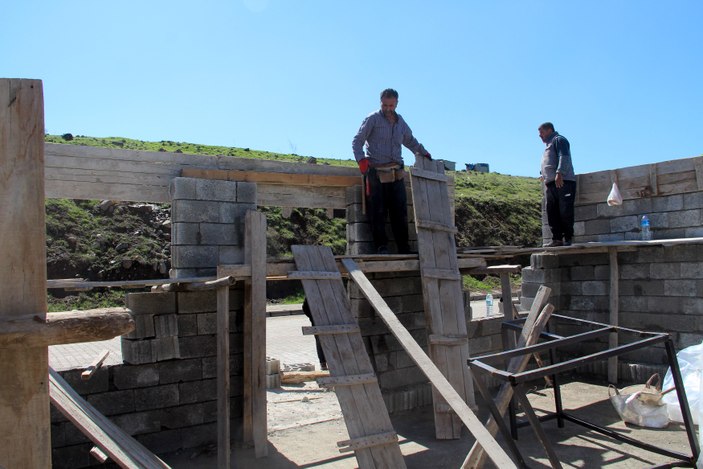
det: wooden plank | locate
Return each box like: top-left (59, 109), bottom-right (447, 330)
top-left (414, 219), bottom-right (458, 233)
top-left (90, 446), bottom-right (109, 464)
top-left (0, 79), bottom-right (51, 469)
top-left (409, 168), bottom-right (449, 182)
top-left (182, 167), bottom-right (360, 187)
top-left (462, 286), bottom-right (553, 469)
top-left (500, 273), bottom-right (514, 318)
top-left (293, 245), bottom-right (406, 469)
top-left (0, 308), bottom-right (134, 348)
top-left (216, 284), bottom-right (230, 469)
top-left (49, 368), bottom-right (170, 468)
top-left (337, 432), bottom-right (399, 453)
top-left (301, 324), bottom-right (360, 335)
top-left (280, 370), bottom-right (330, 384)
top-left (428, 334), bottom-right (469, 346)
top-left (242, 210), bottom-right (268, 458)
top-left (342, 258), bottom-right (517, 469)
top-left (288, 271), bottom-right (343, 280)
top-left (81, 350), bottom-right (110, 381)
top-left (608, 247), bottom-right (619, 385)
top-left (421, 268), bottom-right (462, 281)
top-left (318, 373), bottom-right (378, 388)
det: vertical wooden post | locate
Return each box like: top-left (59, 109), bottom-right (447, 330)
top-left (608, 247), bottom-right (619, 384)
top-left (216, 285), bottom-right (230, 469)
top-left (0, 79), bottom-right (51, 467)
top-left (243, 210), bottom-right (268, 457)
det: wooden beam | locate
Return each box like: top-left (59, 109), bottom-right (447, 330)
top-left (181, 167), bottom-right (361, 187)
top-left (0, 309), bottom-right (135, 349)
top-left (608, 247), bottom-right (619, 384)
top-left (81, 350), bottom-right (110, 381)
top-left (342, 258), bottom-right (517, 469)
top-left (0, 78), bottom-right (51, 468)
top-left (216, 284), bottom-right (230, 469)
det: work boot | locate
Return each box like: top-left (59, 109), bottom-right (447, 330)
top-left (544, 240), bottom-right (564, 248)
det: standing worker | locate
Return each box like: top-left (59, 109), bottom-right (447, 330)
top-left (539, 122), bottom-right (576, 247)
top-left (352, 88), bottom-right (432, 254)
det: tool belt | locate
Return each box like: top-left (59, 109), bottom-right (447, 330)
top-left (372, 163), bottom-right (405, 183)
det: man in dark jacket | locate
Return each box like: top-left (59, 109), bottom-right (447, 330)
top-left (539, 122), bottom-right (576, 247)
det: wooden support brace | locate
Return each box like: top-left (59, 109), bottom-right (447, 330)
top-left (317, 373), bottom-right (378, 388)
top-left (410, 168), bottom-right (449, 182)
top-left (89, 446), bottom-right (109, 464)
top-left (428, 334), bottom-right (468, 346)
top-left (301, 324), bottom-right (360, 336)
top-left (414, 219), bottom-right (458, 234)
top-left (160, 276), bottom-right (235, 292)
top-left (421, 268), bottom-right (462, 281)
top-left (337, 432), bottom-right (399, 453)
top-left (81, 350), bottom-right (110, 381)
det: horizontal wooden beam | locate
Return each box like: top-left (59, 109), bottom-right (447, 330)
top-left (182, 167), bottom-right (361, 187)
top-left (0, 308), bottom-right (134, 348)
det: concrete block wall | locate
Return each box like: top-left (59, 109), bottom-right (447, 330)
top-left (170, 177), bottom-right (256, 277)
top-left (346, 188), bottom-right (504, 412)
top-left (521, 244), bottom-right (703, 383)
top-left (51, 289), bottom-right (246, 468)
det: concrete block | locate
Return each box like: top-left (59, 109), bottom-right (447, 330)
top-left (170, 177), bottom-right (197, 200)
top-left (57, 368), bottom-right (109, 395)
top-left (113, 363), bottom-right (160, 389)
top-left (135, 428), bottom-right (183, 455)
top-left (154, 314), bottom-right (179, 337)
top-left (620, 280), bottom-right (665, 296)
top-left (179, 378), bottom-right (217, 404)
top-left (194, 178), bottom-right (237, 202)
top-left (530, 253), bottom-right (560, 270)
top-left (347, 222), bottom-right (373, 242)
top-left (172, 222), bottom-right (201, 245)
top-left (87, 389), bottom-right (136, 416)
top-left (127, 292), bottom-right (177, 315)
top-left (619, 295), bottom-right (648, 313)
top-left (683, 297), bottom-right (703, 314)
top-left (202, 353), bottom-right (244, 379)
top-left (172, 245), bottom-right (218, 269)
top-left (574, 204), bottom-right (598, 221)
top-left (610, 215), bottom-right (639, 234)
top-left (125, 312), bottom-right (155, 339)
top-left (597, 202), bottom-right (625, 218)
top-left (468, 334), bottom-right (503, 356)
top-left (178, 291), bottom-right (217, 314)
top-left (51, 443), bottom-right (92, 469)
top-left (593, 265), bottom-right (610, 280)
top-left (196, 312), bottom-right (217, 335)
top-left (654, 228), bottom-right (687, 240)
top-left (121, 338), bottom-right (154, 365)
top-left (570, 265), bottom-right (595, 281)
top-left (650, 262), bottom-right (681, 279)
top-left (683, 192), bottom-right (703, 210)
top-left (677, 332), bottom-right (703, 350)
top-left (152, 336), bottom-right (181, 361)
top-left (561, 281), bottom-right (583, 295)
top-left (652, 194), bottom-right (684, 212)
top-left (177, 314), bottom-right (199, 336)
top-left (378, 366), bottom-right (427, 390)
top-left (112, 410), bottom-right (162, 436)
top-left (685, 227), bottom-right (703, 238)
top-left (646, 296), bottom-right (685, 315)
top-left (664, 279), bottom-right (697, 296)
top-left (236, 182), bottom-right (257, 203)
top-left (161, 402), bottom-right (215, 429)
top-left (157, 358), bottom-right (203, 384)
top-left (569, 295), bottom-right (608, 312)
top-left (573, 221), bottom-right (586, 237)
top-left (620, 264), bottom-right (650, 280)
top-left (172, 199), bottom-right (221, 223)
top-left (219, 245), bottom-right (244, 264)
top-left (179, 335), bottom-right (217, 359)
top-left (582, 281), bottom-right (607, 296)
top-left (584, 219), bottom-right (611, 235)
top-left (199, 222), bottom-right (239, 245)
top-left (669, 209), bottom-right (701, 228)
top-left (649, 212), bottom-right (669, 232)
top-left (597, 233), bottom-right (626, 242)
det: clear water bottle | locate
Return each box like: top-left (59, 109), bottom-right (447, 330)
top-left (485, 293), bottom-right (493, 316)
top-left (640, 215), bottom-right (652, 241)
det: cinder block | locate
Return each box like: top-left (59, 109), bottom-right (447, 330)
top-left (179, 378), bottom-right (217, 404)
top-left (178, 291), bottom-right (217, 314)
top-left (663, 279), bottom-right (697, 296)
top-left (347, 222), bottom-right (373, 242)
top-left (87, 389), bottom-right (136, 416)
top-left (377, 366), bottom-right (427, 390)
top-left (158, 358), bottom-right (203, 384)
top-left (61, 419), bottom-right (91, 445)
top-left (172, 199), bottom-right (221, 223)
top-left (154, 314), bottom-right (179, 337)
top-left (121, 338), bottom-right (154, 365)
top-left (127, 292), bottom-right (176, 315)
top-left (574, 204), bottom-right (598, 222)
top-left (619, 295), bottom-right (648, 313)
top-left (530, 253), bottom-right (560, 270)
top-left (650, 262), bottom-right (681, 280)
top-left (682, 297), bottom-right (703, 314)
top-left (172, 222), bottom-right (201, 245)
top-left (113, 363), bottom-right (160, 389)
top-left (570, 266), bottom-right (595, 281)
top-left (171, 245), bottom-right (218, 269)
top-left (685, 227), bottom-right (703, 238)
top-left (198, 223), bottom-right (238, 245)
top-left (201, 353), bottom-right (244, 379)
top-left (161, 402), bottom-right (214, 429)
top-left (179, 335), bottom-right (217, 359)
top-left (177, 314), bottom-right (198, 336)
top-left (620, 264), bottom-right (650, 280)
top-left (236, 182), bottom-right (257, 203)
top-left (125, 312), bottom-right (155, 340)
top-left (646, 297), bottom-right (685, 315)
top-left (584, 219), bottom-right (611, 235)
top-left (170, 177), bottom-right (198, 200)
top-left (196, 312), bottom-right (217, 335)
top-left (135, 428), bottom-right (183, 455)
top-left (152, 336), bottom-right (181, 361)
top-left (582, 281), bottom-right (607, 296)
top-left (194, 178), bottom-right (237, 202)
top-left (610, 216), bottom-right (639, 234)
top-left (220, 202), bottom-right (250, 224)
top-left (58, 368), bottom-right (109, 395)
top-left (51, 443), bottom-right (92, 469)
top-left (219, 245), bottom-right (244, 264)
top-left (569, 295), bottom-right (608, 312)
top-left (669, 209), bottom-right (701, 228)
top-left (684, 192), bottom-right (703, 210)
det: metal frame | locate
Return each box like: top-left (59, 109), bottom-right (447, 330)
top-left (468, 314), bottom-right (700, 469)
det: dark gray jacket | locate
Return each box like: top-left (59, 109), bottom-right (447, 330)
top-left (541, 132), bottom-right (575, 183)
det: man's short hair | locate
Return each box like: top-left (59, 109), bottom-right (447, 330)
top-left (380, 88), bottom-right (399, 100)
top-left (539, 122), bottom-right (555, 132)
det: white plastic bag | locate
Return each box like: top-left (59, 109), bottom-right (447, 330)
top-left (609, 374), bottom-right (669, 428)
top-left (607, 182), bottom-right (623, 206)
top-left (662, 341), bottom-right (703, 424)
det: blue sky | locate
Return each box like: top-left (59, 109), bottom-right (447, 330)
top-left (3, 1), bottom-right (701, 177)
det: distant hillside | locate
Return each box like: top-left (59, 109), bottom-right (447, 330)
top-left (44, 134), bottom-right (542, 308)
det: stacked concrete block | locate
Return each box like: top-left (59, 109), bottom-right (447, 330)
top-left (345, 184), bottom-right (417, 255)
top-left (170, 177), bottom-right (256, 277)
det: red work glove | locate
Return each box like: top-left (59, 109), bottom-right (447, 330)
top-left (424, 152), bottom-right (432, 161)
top-left (358, 158), bottom-right (370, 174)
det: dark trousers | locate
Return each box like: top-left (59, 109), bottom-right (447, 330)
top-left (545, 180), bottom-right (576, 241)
top-left (367, 169), bottom-right (410, 253)
top-left (302, 299), bottom-right (326, 366)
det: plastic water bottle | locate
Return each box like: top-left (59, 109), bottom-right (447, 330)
top-left (485, 293), bottom-right (493, 316)
top-left (640, 215), bottom-right (652, 241)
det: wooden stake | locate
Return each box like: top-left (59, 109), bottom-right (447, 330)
top-left (0, 78), bottom-right (51, 468)
top-left (81, 350), bottom-right (110, 381)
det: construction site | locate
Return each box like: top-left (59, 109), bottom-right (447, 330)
top-left (2, 78), bottom-right (703, 468)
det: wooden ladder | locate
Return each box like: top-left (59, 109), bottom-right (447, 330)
top-left (410, 155), bottom-right (475, 439)
top-left (292, 245), bottom-right (406, 469)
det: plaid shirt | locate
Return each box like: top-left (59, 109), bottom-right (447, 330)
top-left (352, 110), bottom-right (427, 166)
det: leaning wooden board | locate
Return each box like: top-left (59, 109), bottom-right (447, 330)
top-left (292, 245), bottom-right (406, 469)
top-left (410, 155), bottom-right (475, 439)
top-left (342, 258), bottom-right (517, 469)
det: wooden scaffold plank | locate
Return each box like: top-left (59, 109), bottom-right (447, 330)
top-left (292, 245), bottom-right (406, 469)
top-left (341, 258), bottom-right (517, 469)
top-left (410, 155), bottom-right (475, 440)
